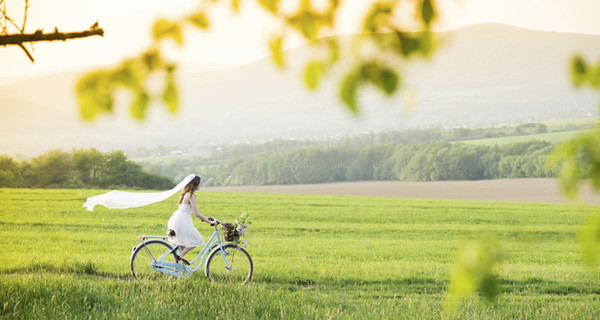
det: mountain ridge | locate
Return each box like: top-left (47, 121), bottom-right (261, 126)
top-left (1, 23), bottom-right (599, 157)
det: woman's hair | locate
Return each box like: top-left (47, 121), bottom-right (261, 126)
top-left (178, 176), bottom-right (201, 205)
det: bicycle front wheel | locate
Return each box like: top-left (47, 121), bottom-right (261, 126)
top-left (131, 240), bottom-right (177, 280)
top-left (206, 244), bottom-right (253, 284)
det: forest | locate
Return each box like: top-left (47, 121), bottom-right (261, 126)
top-left (0, 130), bottom-right (576, 189)
top-left (199, 140), bottom-right (558, 186)
top-left (0, 149), bottom-right (173, 189)
top-left (139, 138), bottom-right (561, 187)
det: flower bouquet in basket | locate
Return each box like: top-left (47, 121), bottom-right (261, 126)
top-left (221, 212), bottom-right (250, 247)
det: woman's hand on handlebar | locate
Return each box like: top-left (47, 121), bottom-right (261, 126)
top-left (207, 217), bottom-right (219, 227)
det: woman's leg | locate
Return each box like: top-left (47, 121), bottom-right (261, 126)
top-left (179, 246), bottom-right (196, 258)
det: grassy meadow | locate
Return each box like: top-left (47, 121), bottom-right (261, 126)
top-left (1, 188), bottom-right (600, 319)
top-left (464, 129), bottom-right (594, 146)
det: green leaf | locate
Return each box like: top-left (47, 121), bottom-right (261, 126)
top-left (188, 12), bottom-right (210, 29)
top-left (380, 69), bottom-right (399, 95)
top-left (289, 11), bottom-right (321, 41)
top-left (550, 126), bottom-right (600, 201)
top-left (114, 62), bottom-right (141, 89)
top-left (130, 90), bottom-right (150, 120)
top-left (358, 62), bottom-right (398, 95)
top-left (269, 36), bottom-right (285, 68)
top-left (303, 61), bottom-right (326, 90)
top-left (257, 0), bottom-right (279, 13)
top-left (416, 32), bottom-right (435, 57)
top-left (165, 64), bottom-right (176, 74)
top-left (579, 215), bottom-right (600, 268)
top-left (327, 39), bottom-right (339, 64)
top-left (363, 2), bottom-right (392, 32)
top-left (577, 133), bottom-right (600, 191)
top-left (552, 141), bottom-right (581, 198)
top-left (570, 56), bottom-right (587, 88)
top-left (76, 72), bottom-right (115, 121)
top-left (152, 19), bottom-right (183, 45)
top-left (445, 239), bottom-right (501, 313)
top-left (396, 32), bottom-right (420, 56)
top-left (162, 70), bottom-right (179, 114)
top-left (590, 64), bottom-right (600, 89)
top-left (479, 274), bottom-right (499, 302)
top-left (339, 73), bottom-right (360, 113)
top-left (142, 50), bottom-right (162, 71)
top-left (421, 0), bottom-right (435, 26)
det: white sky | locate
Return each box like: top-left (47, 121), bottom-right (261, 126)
top-left (1, 0), bottom-right (600, 78)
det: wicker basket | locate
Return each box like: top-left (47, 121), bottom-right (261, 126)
top-left (221, 223), bottom-right (238, 242)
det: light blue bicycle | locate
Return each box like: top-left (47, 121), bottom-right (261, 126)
top-left (130, 218), bottom-right (253, 284)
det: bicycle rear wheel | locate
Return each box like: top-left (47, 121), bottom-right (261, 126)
top-left (131, 240), bottom-right (177, 280)
top-left (206, 244), bottom-right (253, 284)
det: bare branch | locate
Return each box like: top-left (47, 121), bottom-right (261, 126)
top-left (4, 14), bottom-right (22, 32)
top-left (1, 1), bottom-right (6, 34)
top-left (21, 0), bottom-right (29, 33)
top-left (0, 27), bottom-right (104, 46)
top-left (1, 0), bottom-right (26, 34)
top-left (18, 42), bottom-right (33, 61)
top-left (1, 1), bottom-right (103, 62)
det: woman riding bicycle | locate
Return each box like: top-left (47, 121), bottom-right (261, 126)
top-left (167, 175), bottom-right (217, 264)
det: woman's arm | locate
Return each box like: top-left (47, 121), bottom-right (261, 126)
top-left (190, 194), bottom-right (215, 225)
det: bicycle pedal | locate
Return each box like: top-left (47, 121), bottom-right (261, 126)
top-left (174, 255), bottom-right (190, 265)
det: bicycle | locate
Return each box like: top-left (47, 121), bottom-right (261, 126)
top-left (130, 217), bottom-right (253, 284)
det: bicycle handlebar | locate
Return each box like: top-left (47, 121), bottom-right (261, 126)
top-left (208, 217), bottom-right (221, 228)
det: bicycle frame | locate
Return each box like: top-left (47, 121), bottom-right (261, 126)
top-left (185, 226), bottom-right (231, 275)
top-left (132, 224), bottom-right (232, 278)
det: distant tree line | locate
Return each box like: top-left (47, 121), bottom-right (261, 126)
top-left (1, 127), bottom-right (578, 189)
top-left (136, 121), bottom-right (595, 187)
top-left (198, 140), bottom-right (559, 186)
top-left (128, 121), bottom-right (591, 158)
top-left (0, 149), bottom-right (174, 189)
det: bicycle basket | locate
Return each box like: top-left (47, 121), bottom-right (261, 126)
top-left (221, 223), bottom-right (238, 242)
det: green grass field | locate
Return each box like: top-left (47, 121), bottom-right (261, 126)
top-left (1, 188), bottom-right (600, 319)
top-left (542, 118), bottom-right (598, 131)
top-left (464, 129), bottom-right (594, 146)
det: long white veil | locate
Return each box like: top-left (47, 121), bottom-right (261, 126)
top-left (83, 174), bottom-right (196, 212)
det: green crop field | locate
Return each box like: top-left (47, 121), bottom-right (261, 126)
top-left (1, 188), bottom-right (600, 319)
top-left (464, 129), bottom-right (594, 146)
top-left (542, 117), bottom-right (598, 131)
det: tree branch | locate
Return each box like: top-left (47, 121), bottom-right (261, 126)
top-left (17, 42), bottom-right (33, 61)
top-left (0, 27), bottom-right (103, 46)
top-left (21, 0), bottom-right (29, 33)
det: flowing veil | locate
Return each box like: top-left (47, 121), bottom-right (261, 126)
top-left (83, 174), bottom-right (195, 212)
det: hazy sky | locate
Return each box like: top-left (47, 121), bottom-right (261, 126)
top-left (1, 0), bottom-right (599, 78)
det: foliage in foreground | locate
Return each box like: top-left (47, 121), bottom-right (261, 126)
top-left (1, 188), bottom-right (600, 319)
top-left (78, 0), bottom-right (438, 120)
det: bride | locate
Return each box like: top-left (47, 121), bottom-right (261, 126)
top-left (83, 174), bottom-right (216, 264)
top-left (168, 175), bottom-right (216, 264)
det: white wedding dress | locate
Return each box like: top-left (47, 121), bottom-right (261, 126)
top-left (167, 203), bottom-right (205, 247)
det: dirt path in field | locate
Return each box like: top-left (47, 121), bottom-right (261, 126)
top-left (204, 179), bottom-right (600, 205)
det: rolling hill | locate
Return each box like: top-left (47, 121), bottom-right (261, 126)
top-left (0, 23), bottom-right (598, 156)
